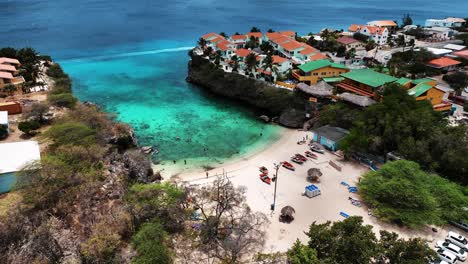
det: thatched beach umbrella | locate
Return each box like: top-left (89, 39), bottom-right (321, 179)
top-left (280, 206), bottom-right (296, 223)
top-left (307, 168), bottom-right (323, 182)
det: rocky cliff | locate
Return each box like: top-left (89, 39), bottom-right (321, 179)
top-left (186, 53), bottom-right (308, 128)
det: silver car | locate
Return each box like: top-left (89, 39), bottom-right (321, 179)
top-left (436, 241), bottom-right (467, 261)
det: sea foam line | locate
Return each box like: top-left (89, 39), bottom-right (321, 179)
top-left (60, 46), bottom-right (194, 63)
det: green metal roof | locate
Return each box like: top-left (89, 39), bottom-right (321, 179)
top-left (298, 59), bottom-right (348, 73)
top-left (396, 77), bottom-right (412, 86)
top-left (412, 78), bottom-right (434, 85)
top-left (340, 69), bottom-right (397, 88)
top-left (323, 77), bottom-right (345, 83)
top-left (408, 83), bottom-right (432, 97)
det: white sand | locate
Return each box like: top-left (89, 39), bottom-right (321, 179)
top-left (163, 129), bottom-right (466, 252)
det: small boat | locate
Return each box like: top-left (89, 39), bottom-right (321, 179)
top-left (291, 156), bottom-right (304, 164)
top-left (281, 161), bottom-right (295, 171)
top-left (310, 143), bottom-right (325, 154)
top-left (259, 166), bottom-right (269, 174)
top-left (259, 174), bottom-right (271, 184)
top-left (305, 151), bottom-right (318, 159)
top-left (295, 154), bottom-right (307, 162)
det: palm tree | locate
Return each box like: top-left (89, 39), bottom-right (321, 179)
top-left (263, 54), bottom-right (273, 70)
top-left (244, 53), bottom-right (258, 74)
top-left (198, 38), bottom-right (207, 48)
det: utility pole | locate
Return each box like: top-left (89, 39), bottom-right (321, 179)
top-left (271, 163), bottom-right (280, 212)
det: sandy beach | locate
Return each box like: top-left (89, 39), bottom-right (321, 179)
top-left (159, 128), bottom-right (465, 252)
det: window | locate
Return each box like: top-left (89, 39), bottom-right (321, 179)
top-left (321, 72), bottom-right (326, 76)
top-left (313, 72), bottom-right (318, 76)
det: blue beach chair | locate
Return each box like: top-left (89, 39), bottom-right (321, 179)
top-left (340, 212), bottom-right (350, 218)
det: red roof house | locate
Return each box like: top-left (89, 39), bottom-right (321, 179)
top-left (427, 57), bottom-right (462, 70)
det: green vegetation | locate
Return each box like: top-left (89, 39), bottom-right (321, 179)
top-left (18, 120), bottom-right (41, 136)
top-left (317, 103), bottom-right (360, 129)
top-left (456, 33), bottom-right (468, 45)
top-left (0, 47), bottom-right (40, 83)
top-left (132, 221), bottom-right (173, 264)
top-left (360, 160), bottom-right (468, 227)
top-left (443, 71), bottom-right (468, 95)
top-left (287, 216), bottom-right (437, 264)
top-left (387, 49), bottom-right (438, 77)
top-left (1, 84), bottom-right (17, 96)
top-left (402, 14), bottom-right (413, 26)
top-left (48, 93), bottom-right (78, 108)
top-left (341, 84), bottom-right (468, 185)
top-left (44, 122), bottom-right (97, 147)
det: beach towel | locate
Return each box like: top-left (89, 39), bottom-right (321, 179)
top-left (340, 212), bottom-right (350, 218)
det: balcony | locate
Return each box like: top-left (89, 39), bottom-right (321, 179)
top-left (11, 76), bottom-right (25, 85)
top-left (433, 102), bottom-right (452, 112)
top-left (292, 70), bottom-right (307, 81)
top-left (336, 82), bottom-right (374, 97)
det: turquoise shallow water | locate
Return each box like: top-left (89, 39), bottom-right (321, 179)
top-left (61, 50), bottom-right (281, 164)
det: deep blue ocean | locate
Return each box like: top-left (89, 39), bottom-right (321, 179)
top-left (1, 0), bottom-right (467, 165)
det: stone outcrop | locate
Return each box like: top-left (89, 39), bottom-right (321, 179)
top-left (187, 53), bottom-right (308, 128)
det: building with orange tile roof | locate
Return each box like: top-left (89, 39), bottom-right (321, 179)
top-left (347, 25), bottom-right (389, 45)
top-left (0, 57), bottom-right (24, 91)
top-left (246, 32), bottom-right (263, 39)
top-left (367, 20), bottom-right (398, 33)
top-left (235, 49), bottom-right (252, 58)
top-left (451, 49), bottom-right (468, 60)
top-left (427, 57), bottom-right (461, 71)
top-left (279, 31), bottom-right (296, 38)
top-left (337, 37), bottom-right (365, 51)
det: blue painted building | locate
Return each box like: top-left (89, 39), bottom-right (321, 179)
top-left (312, 125), bottom-right (349, 151)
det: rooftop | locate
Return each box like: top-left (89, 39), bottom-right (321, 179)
top-left (308, 53), bottom-right (328, 61)
top-left (246, 32), bottom-right (263, 39)
top-left (322, 77), bottom-right (345, 83)
top-left (337, 37), bottom-right (360, 45)
top-left (0, 111), bottom-right (7, 125)
top-left (296, 81), bottom-right (333, 97)
top-left (396, 77), bottom-right (412, 86)
top-left (230, 34), bottom-right (247, 40)
top-left (0, 57), bottom-right (20, 65)
top-left (298, 59), bottom-right (347, 73)
top-left (426, 47), bottom-right (453, 55)
top-left (443, 44), bottom-right (466, 51)
top-left (337, 92), bottom-right (377, 107)
top-left (340, 69), bottom-right (397, 88)
top-left (272, 55), bottom-right (288, 64)
top-left (300, 46), bottom-right (319, 55)
top-left (313, 125), bottom-right (349, 142)
top-left (408, 83), bottom-right (433, 97)
top-left (202, 32), bottom-right (219, 40)
top-left (0, 64), bottom-right (17, 72)
top-left (0, 141), bottom-right (41, 174)
top-left (367, 20), bottom-right (398, 27)
top-left (452, 50), bottom-right (468, 59)
top-left (280, 40), bottom-right (305, 51)
top-left (235, 49), bottom-right (251, 57)
top-left (411, 78), bottom-right (435, 85)
top-left (279, 31), bottom-right (296, 37)
top-left (0, 71), bottom-right (14, 79)
top-left (427, 57), bottom-right (461, 68)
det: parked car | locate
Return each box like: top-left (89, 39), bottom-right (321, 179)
top-left (450, 221), bottom-right (468, 233)
top-left (447, 232), bottom-right (468, 250)
top-left (436, 241), bottom-right (467, 261)
top-left (437, 249), bottom-right (459, 263)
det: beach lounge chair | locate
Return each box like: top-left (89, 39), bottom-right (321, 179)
top-left (340, 212), bottom-right (350, 218)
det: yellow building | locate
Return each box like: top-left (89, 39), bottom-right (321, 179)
top-left (293, 60), bottom-right (349, 85)
top-left (398, 77), bottom-right (451, 111)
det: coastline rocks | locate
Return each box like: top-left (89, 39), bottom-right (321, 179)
top-left (141, 146), bottom-right (153, 154)
top-left (187, 53), bottom-right (306, 121)
top-left (259, 115), bottom-right (270, 123)
top-left (279, 108), bottom-right (307, 128)
top-left (122, 150), bottom-right (154, 183)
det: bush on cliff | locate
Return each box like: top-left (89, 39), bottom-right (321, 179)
top-left (48, 93), bottom-right (77, 108)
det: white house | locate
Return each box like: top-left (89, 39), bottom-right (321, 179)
top-left (425, 17), bottom-right (465, 28)
top-left (348, 25), bottom-right (389, 45)
top-left (272, 55), bottom-right (292, 74)
top-left (0, 111), bottom-right (8, 132)
top-left (0, 141), bottom-right (41, 194)
top-left (423, 27), bottom-right (456, 40)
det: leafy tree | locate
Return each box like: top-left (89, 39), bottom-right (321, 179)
top-left (287, 240), bottom-right (318, 264)
top-left (456, 33), bottom-right (468, 45)
top-left (197, 37), bottom-right (207, 48)
top-left (46, 63), bottom-right (68, 79)
top-left (353, 32), bottom-right (369, 42)
top-left (305, 217), bottom-right (378, 264)
top-left (396, 35), bottom-right (406, 47)
top-left (442, 71), bottom-right (468, 94)
top-left (0, 124), bottom-right (8, 139)
top-left (250, 26), bottom-right (261, 32)
top-left (132, 221), bottom-right (173, 264)
top-left (336, 45), bottom-right (346, 57)
top-left (359, 160), bottom-right (468, 227)
top-left (260, 41), bottom-right (274, 54)
top-left (267, 29), bottom-right (274, 33)
top-left (48, 93), bottom-right (77, 108)
top-left (289, 217), bottom-right (436, 264)
top-left (318, 103), bottom-right (360, 129)
top-left (18, 120), bottom-right (41, 136)
top-left (219, 32), bottom-right (227, 37)
top-left (402, 14), bottom-right (413, 26)
top-left (127, 183), bottom-right (187, 232)
top-left (406, 28), bottom-right (427, 40)
top-left (0, 47), bottom-right (17, 58)
top-left (25, 102), bottom-right (49, 123)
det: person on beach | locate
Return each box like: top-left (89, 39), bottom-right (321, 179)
top-left (206, 172), bottom-right (209, 178)
top-left (173, 160), bottom-right (176, 164)
top-left (184, 160), bottom-right (187, 165)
